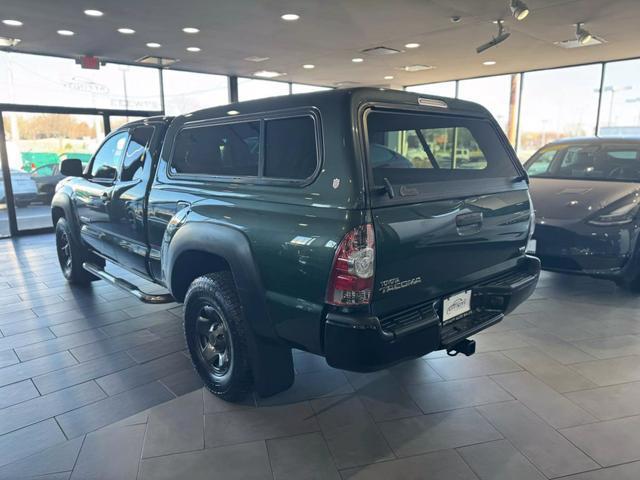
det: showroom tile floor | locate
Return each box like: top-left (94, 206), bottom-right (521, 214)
top-left (1, 235), bottom-right (640, 478)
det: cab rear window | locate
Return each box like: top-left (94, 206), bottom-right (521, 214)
top-left (366, 110), bottom-right (517, 186)
top-left (169, 113), bottom-right (318, 182)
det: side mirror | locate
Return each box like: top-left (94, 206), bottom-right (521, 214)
top-left (60, 158), bottom-right (84, 177)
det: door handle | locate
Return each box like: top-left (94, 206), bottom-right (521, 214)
top-left (456, 212), bottom-right (483, 227)
top-left (101, 192), bottom-right (111, 205)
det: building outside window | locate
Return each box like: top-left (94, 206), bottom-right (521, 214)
top-left (405, 81), bottom-right (456, 97)
top-left (598, 59), bottom-right (640, 137)
top-left (162, 70), bottom-right (229, 115)
top-left (237, 78), bottom-right (290, 101)
top-left (516, 64), bottom-right (601, 161)
top-left (457, 74), bottom-right (520, 145)
top-left (0, 51), bottom-right (162, 111)
top-left (291, 83), bottom-right (331, 94)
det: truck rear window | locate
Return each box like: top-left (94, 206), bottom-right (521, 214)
top-left (366, 110), bottom-right (517, 186)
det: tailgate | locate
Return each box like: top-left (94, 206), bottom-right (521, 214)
top-left (364, 106), bottom-right (531, 317)
top-left (371, 189), bottom-right (530, 316)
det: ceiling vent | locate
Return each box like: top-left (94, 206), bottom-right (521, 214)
top-left (0, 36), bottom-right (20, 48)
top-left (136, 55), bottom-right (179, 66)
top-left (554, 36), bottom-right (606, 48)
top-left (361, 46), bottom-right (402, 56)
top-left (244, 56), bottom-right (270, 62)
top-left (402, 64), bottom-right (435, 72)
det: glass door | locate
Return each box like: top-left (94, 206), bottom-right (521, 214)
top-left (1, 112), bottom-right (105, 232)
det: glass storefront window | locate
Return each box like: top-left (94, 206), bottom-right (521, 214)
top-left (237, 78), bottom-right (290, 101)
top-left (109, 116), bottom-right (146, 132)
top-left (517, 64), bottom-right (601, 161)
top-left (405, 81), bottom-right (456, 97)
top-left (2, 112), bottom-right (105, 231)
top-left (598, 59), bottom-right (640, 137)
top-left (0, 51), bottom-right (162, 111)
top-left (291, 83), bottom-right (331, 94)
top-left (458, 74), bottom-right (520, 144)
top-left (162, 70), bottom-right (229, 115)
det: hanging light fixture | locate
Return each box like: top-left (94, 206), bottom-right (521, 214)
top-left (476, 20), bottom-right (511, 54)
top-left (510, 0), bottom-right (530, 21)
top-left (576, 22), bottom-right (593, 45)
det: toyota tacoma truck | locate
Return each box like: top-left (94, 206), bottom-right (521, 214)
top-left (51, 88), bottom-right (540, 401)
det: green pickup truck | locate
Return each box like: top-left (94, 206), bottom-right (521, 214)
top-left (52, 88), bottom-right (540, 401)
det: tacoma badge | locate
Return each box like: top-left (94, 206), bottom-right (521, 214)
top-left (380, 276), bottom-right (422, 294)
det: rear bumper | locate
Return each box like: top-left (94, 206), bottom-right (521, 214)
top-left (534, 222), bottom-right (640, 279)
top-left (324, 255), bottom-right (540, 372)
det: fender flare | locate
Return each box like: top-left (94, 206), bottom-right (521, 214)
top-left (163, 220), bottom-right (277, 340)
top-left (164, 220), bottom-right (294, 396)
top-left (51, 192), bottom-right (83, 246)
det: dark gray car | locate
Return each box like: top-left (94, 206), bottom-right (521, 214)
top-left (31, 163), bottom-right (64, 203)
top-left (525, 137), bottom-right (640, 289)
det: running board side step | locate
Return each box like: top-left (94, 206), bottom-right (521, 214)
top-left (82, 262), bottom-right (174, 304)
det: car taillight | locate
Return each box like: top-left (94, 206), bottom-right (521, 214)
top-left (326, 224), bottom-right (375, 306)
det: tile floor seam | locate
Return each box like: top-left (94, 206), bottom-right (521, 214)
top-left (452, 444), bottom-right (489, 480)
top-left (135, 419), bottom-right (150, 480)
top-left (471, 401), bottom-right (595, 477)
top-left (68, 433), bottom-right (87, 477)
top-left (556, 414), bottom-right (640, 468)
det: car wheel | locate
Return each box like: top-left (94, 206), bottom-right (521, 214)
top-left (55, 217), bottom-right (104, 284)
top-left (184, 272), bottom-right (253, 401)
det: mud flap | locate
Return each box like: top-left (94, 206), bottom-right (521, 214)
top-left (248, 335), bottom-right (294, 398)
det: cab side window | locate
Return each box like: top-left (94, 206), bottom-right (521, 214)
top-left (121, 126), bottom-right (155, 181)
top-left (91, 132), bottom-right (128, 180)
top-left (264, 116), bottom-right (317, 179)
top-left (171, 122), bottom-right (260, 177)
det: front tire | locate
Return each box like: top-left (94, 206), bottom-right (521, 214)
top-left (184, 272), bottom-right (253, 401)
top-left (55, 217), bottom-right (103, 284)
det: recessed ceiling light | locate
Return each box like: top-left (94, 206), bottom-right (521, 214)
top-left (483, 60), bottom-right (497, 65)
top-left (0, 36), bottom-right (20, 47)
top-left (146, 42), bottom-right (161, 48)
top-left (227, 110), bottom-right (240, 115)
top-left (2, 19), bottom-right (23, 27)
top-left (84, 9), bottom-right (103, 17)
top-left (182, 27), bottom-right (200, 34)
top-left (384, 75), bottom-right (394, 80)
top-left (404, 43), bottom-right (420, 49)
top-left (186, 46), bottom-right (201, 52)
top-left (254, 70), bottom-right (285, 78)
top-left (303, 64), bottom-right (315, 69)
top-left (352, 57), bottom-right (364, 63)
top-left (57, 30), bottom-right (75, 36)
top-left (281, 13), bottom-right (300, 21)
top-left (117, 28), bottom-right (135, 34)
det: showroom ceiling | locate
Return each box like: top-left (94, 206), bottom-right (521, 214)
top-left (0, 0), bottom-right (639, 87)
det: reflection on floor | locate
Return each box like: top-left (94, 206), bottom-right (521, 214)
top-left (1, 234), bottom-right (640, 478)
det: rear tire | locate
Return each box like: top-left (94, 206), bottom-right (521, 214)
top-left (55, 217), bottom-right (103, 285)
top-left (184, 272), bottom-right (253, 401)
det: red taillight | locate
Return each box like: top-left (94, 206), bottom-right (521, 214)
top-left (326, 224), bottom-right (375, 306)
